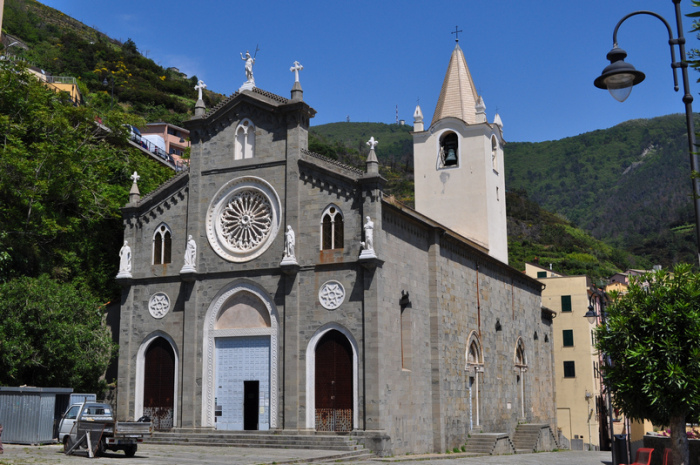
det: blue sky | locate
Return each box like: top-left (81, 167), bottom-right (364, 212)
top-left (41, 0), bottom-right (700, 142)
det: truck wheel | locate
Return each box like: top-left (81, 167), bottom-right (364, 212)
top-left (125, 444), bottom-right (137, 457)
top-left (63, 436), bottom-right (74, 453)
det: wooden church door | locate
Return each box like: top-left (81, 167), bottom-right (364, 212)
top-left (144, 337), bottom-right (175, 431)
top-left (315, 330), bottom-right (353, 432)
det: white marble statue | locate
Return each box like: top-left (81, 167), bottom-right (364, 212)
top-left (362, 216), bottom-right (374, 251)
top-left (183, 235), bottom-right (197, 270)
top-left (284, 225), bottom-right (295, 259)
top-left (117, 240), bottom-right (132, 278)
top-left (290, 61), bottom-right (303, 82)
top-left (241, 51), bottom-right (255, 83)
top-left (195, 80), bottom-right (207, 100)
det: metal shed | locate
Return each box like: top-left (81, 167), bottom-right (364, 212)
top-left (0, 387), bottom-right (73, 444)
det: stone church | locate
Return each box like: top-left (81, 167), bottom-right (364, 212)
top-left (116, 42), bottom-right (556, 455)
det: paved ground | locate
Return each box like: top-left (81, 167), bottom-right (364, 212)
top-left (0, 444), bottom-right (613, 465)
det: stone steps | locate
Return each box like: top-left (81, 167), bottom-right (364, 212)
top-left (464, 433), bottom-right (515, 455)
top-left (511, 424), bottom-right (559, 452)
top-left (146, 430), bottom-right (364, 452)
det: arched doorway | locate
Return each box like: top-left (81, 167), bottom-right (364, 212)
top-left (144, 337), bottom-right (175, 430)
top-left (202, 282), bottom-right (279, 430)
top-left (315, 330), bottom-right (353, 432)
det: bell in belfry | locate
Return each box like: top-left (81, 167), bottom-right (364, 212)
top-left (444, 146), bottom-right (458, 165)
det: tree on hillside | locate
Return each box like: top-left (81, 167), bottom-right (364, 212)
top-left (0, 60), bottom-right (172, 297)
top-left (0, 275), bottom-right (116, 392)
top-left (596, 264), bottom-right (700, 465)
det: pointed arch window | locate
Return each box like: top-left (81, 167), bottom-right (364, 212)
top-left (234, 119), bottom-right (255, 160)
top-left (514, 338), bottom-right (528, 420)
top-left (491, 135), bottom-right (499, 172)
top-left (438, 131), bottom-right (459, 169)
top-left (153, 224), bottom-right (172, 265)
top-left (320, 205), bottom-right (344, 250)
top-left (465, 332), bottom-right (484, 429)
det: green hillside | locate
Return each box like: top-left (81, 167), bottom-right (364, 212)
top-left (2, 0), bottom-right (224, 124)
top-left (506, 114), bottom-right (698, 266)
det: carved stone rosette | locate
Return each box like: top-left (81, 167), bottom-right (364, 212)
top-left (149, 292), bottom-right (170, 319)
top-left (206, 177), bottom-right (281, 262)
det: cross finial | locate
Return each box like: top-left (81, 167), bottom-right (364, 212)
top-left (194, 80), bottom-right (207, 100)
top-left (290, 61), bottom-right (304, 83)
top-left (451, 25), bottom-right (463, 42)
top-left (131, 171), bottom-right (140, 184)
top-left (366, 136), bottom-right (378, 150)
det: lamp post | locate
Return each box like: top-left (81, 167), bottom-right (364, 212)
top-left (585, 289), bottom-right (618, 465)
top-left (102, 76), bottom-right (114, 110)
top-left (594, 0), bottom-right (700, 265)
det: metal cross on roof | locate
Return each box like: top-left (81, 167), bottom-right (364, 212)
top-left (451, 26), bottom-right (463, 42)
top-left (131, 171), bottom-right (140, 184)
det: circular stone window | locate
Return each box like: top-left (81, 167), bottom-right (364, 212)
top-left (207, 176), bottom-right (281, 262)
top-left (149, 292), bottom-right (170, 319)
top-left (319, 280), bottom-right (345, 310)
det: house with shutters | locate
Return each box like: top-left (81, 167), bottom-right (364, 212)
top-left (115, 41), bottom-right (557, 455)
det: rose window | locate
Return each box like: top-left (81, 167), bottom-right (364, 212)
top-left (207, 177), bottom-right (281, 263)
top-left (219, 190), bottom-right (272, 251)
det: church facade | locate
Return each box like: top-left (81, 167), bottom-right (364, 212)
top-left (115, 43), bottom-right (556, 455)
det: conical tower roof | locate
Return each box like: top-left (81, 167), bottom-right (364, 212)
top-left (431, 43), bottom-right (480, 126)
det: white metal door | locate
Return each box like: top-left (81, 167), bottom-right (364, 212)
top-left (215, 336), bottom-right (270, 430)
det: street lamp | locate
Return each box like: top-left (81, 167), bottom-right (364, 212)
top-left (594, 0), bottom-right (700, 266)
top-left (586, 289), bottom-right (618, 465)
top-left (102, 76), bottom-right (114, 110)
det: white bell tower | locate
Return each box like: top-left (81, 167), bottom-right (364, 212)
top-left (412, 41), bottom-right (508, 264)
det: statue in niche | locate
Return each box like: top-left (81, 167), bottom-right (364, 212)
top-left (117, 240), bottom-right (132, 277)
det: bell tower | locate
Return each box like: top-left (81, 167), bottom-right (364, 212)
top-left (412, 41), bottom-right (508, 264)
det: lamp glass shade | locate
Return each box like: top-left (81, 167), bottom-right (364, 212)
top-left (608, 86), bottom-right (633, 103)
top-left (584, 308), bottom-right (598, 325)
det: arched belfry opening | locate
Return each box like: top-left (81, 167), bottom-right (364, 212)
top-left (439, 131), bottom-right (459, 168)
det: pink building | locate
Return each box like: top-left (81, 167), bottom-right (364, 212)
top-left (140, 122), bottom-right (190, 165)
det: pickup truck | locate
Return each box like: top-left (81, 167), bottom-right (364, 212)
top-left (58, 402), bottom-right (153, 457)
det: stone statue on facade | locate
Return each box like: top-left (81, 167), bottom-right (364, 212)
top-left (241, 51), bottom-right (255, 84)
top-left (181, 235), bottom-right (197, 273)
top-left (360, 216), bottom-right (377, 260)
top-left (362, 216), bottom-right (374, 251)
top-left (116, 240), bottom-right (132, 278)
top-left (281, 225), bottom-right (298, 266)
top-left (284, 226), bottom-right (295, 259)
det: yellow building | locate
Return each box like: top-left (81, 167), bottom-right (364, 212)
top-left (525, 263), bottom-right (604, 450)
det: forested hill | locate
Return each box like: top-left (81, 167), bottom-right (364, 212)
top-left (309, 116), bottom-right (696, 269)
top-left (2, 0), bottom-right (224, 124)
top-left (505, 114), bottom-right (699, 266)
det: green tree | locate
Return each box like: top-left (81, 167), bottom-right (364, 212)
top-left (0, 275), bottom-right (116, 392)
top-left (596, 264), bottom-right (700, 465)
top-left (0, 61), bottom-right (172, 296)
